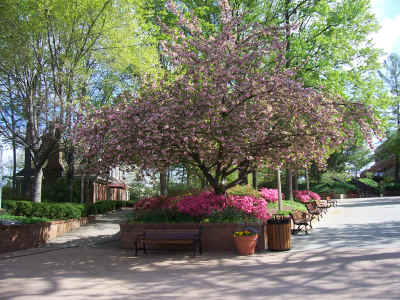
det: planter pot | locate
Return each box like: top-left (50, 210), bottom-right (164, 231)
top-left (233, 234), bottom-right (258, 255)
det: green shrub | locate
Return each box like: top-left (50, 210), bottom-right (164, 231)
top-left (15, 201), bottom-right (33, 216)
top-left (0, 214), bottom-right (50, 224)
top-left (207, 207), bottom-right (257, 223)
top-left (2, 200), bottom-right (85, 220)
top-left (42, 177), bottom-right (81, 202)
top-left (383, 182), bottom-right (400, 191)
top-left (2, 200), bottom-right (17, 213)
top-left (129, 209), bottom-right (198, 223)
top-left (312, 181), bottom-right (357, 195)
top-left (84, 200), bottom-right (127, 216)
top-left (227, 185), bottom-right (261, 197)
top-left (358, 178), bottom-right (379, 189)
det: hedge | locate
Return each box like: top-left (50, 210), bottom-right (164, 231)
top-left (2, 200), bottom-right (85, 220)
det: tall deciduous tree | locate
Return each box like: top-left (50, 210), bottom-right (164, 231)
top-left (378, 53), bottom-right (400, 182)
top-left (0, 0), bottom-right (154, 202)
top-left (76, 0), bottom-right (378, 195)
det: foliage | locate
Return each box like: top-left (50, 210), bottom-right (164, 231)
top-left (132, 188), bottom-right (271, 222)
top-left (42, 178), bottom-right (81, 203)
top-left (77, 0), bottom-right (378, 196)
top-left (233, 229), bottom-right (257, 237)
top-left (129, 209), bottom-right (199, 223)
top-left (85, 200), bottom-right (127, 215)
top-left (0, 214), bottom-right (51, 224)
top-left (227, 185), bottom-right (261, 198)
top-left (383, 182), bottom-right (400, 192)
top-left (3, 200), bottom-right (85, 220)
top-left (378, 53), bottom-right (400, 127)
top-left (312, 181), bottom-right (357, 195)
top-left (358, 178), bottom-right (379, 189)
top-left (207, 207), bottom-right (258, 223)
top-left (267, 200), bottom-right (307, 213)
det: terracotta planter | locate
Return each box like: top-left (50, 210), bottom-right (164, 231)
top-left (233, 234), bottom-right (258, 255)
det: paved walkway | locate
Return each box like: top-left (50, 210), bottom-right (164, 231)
top-left (292, 197), bottom-right (400, 251)
top-left (1, 198), bottom-right (400, 300)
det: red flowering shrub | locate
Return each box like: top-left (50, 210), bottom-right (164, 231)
top-left (227, 195), bottom-right (271, 221)
top-left (177, 191), bottom-right (226, 217)
top-left (260, 188), bottom-right (284, 203)
top-left (134, 189), bottom-right (272, 222)
top-left (294, 190), bottom-right (321, 203)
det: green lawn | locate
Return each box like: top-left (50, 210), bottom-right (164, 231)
top-left (267, 200), bottom-right (307, 215)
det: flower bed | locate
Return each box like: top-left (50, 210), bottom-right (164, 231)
top-left (0, 216), bottom-right (95, 253)
top-left (125, 188), bottom-right (273, 252)
top-left (120, 222), bottom-right (267, 252)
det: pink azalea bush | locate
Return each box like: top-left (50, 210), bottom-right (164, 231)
top-left (135, 190), bottom-right (272, 222)
top-left (260, 188), bottom-right (284, 203)
top-left (294, 190), bottom-right (321, 203)
top-left (227, 195), bottom-right (271, 221)
top-left (177, 191), bottom-right (226, 217)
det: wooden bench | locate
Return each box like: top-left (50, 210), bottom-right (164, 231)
top-left (134, 228), bottom-right (202, 257)
top-left (305, 202), bottom-right (322, 221)
top-left (315, 199), bottom-right (330, 214)
top-left (290, 210), bottom-right (312, 234)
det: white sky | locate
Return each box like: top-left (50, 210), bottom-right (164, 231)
top-left (370, 0), bottom-right (400, 57)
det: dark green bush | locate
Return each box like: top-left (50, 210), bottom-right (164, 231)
top-left (2, 200), bottom-right (17, 213)
top-left (227, 185), bottom-right (261, 197)
top-left (358, 178), bottom-right (379, 189)
top-left (3, 200), bottom-right (85, 220)
top-left (42, 177), bottom-right (81, 203)
top-left (84, 200), bottom-right (127, 216)
top-left (129, 209), bottom-right (199, 223)
top-left (0, 214), bottom-right (50, 224)
top-left (383, 182), bottom-right (400, 191)
top-left (16, 201), bottom-right (33, 216)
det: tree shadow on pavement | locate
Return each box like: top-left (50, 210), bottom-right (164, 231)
top-left (1, 245), bottom-right (400, 300)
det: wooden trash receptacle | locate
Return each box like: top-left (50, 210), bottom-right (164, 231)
top-left (267, 215), bottom-right (291, 251)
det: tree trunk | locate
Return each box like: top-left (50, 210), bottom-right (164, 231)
top-left (160, 170), bottom-right (168, 196)
top-left (305, 168), bottom-right (310, 191)
top-left (238, 169), bottom-right (248, 185)
top-left (32, 167), bottom-right (43, 203)
top-left (277, 168), bottom-right (283, 211)
top-left (23, 147), bottom-right (33, 198)
top-left (80, 174), bottom-right (85, 203)
top-left (66, 149), bottom-right (75, 202)
top-left (12, 139), bottom-right (17, 191)
top-left (252, 170), bottom-right (257, 189)
top-left (395, 154), bottom-right (400, 184)
top-left (293, 171), bottom-right (298, 191)
top-left (286, 169), bottom-right (293, 200)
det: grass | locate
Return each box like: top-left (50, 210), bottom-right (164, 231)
top-left (0, 214), bottom-right (51, 224)
top-left (267, 200), bottom-right (307, 215)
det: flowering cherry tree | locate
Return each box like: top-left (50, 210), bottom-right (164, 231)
top-left (76, 0), bottom-right (378, 195)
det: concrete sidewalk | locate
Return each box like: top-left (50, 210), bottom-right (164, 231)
top-left (1, 245), bottom-right (400, 300)
top-left (1, 198), bottom-right (400, 300)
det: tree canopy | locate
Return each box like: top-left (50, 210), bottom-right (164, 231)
top-left (76, 0), bottom-right (379, 194)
